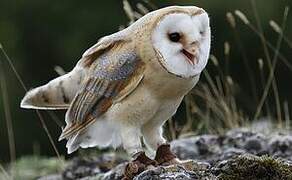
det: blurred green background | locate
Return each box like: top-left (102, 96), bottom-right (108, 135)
top-left (0, 0), bottom-right (291, 163)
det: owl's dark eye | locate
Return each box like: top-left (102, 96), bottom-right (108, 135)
top-left (168, 32), bottom-right (181, 42)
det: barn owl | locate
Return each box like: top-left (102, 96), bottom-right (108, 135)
top-left (21, 5), bottom-right (210, 179)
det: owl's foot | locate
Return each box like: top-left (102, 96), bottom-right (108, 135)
top-left (123, 151), bottom-right (157, 180)
top-left (154, 143), bottom-right (179, 166)
top-left (154, 144), bottom-right (198, 170)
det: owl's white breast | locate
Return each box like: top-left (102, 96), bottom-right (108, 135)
top-left (105, 65), bottom-right (199, 128)
top-left (142, 52), bottom-right (200, 99)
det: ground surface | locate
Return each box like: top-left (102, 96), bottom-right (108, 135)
top-left (34, 128), bottom-right (292, 180)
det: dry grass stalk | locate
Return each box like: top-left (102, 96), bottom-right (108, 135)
top-left (258, 59), bottom-right (264, 70)
top-left (123, 0), bottom-right (135, 23)
top-left (224, 42), bottom-right (230, 56)
top-left (235, 10), bottom-right (250, 25)
top-left (251, 2), bottom-right (289, 124)
top-left (269, 20), bottom-right (282, 34)
top-left (0, 44), bottom-right (63, 163)
top-left (226, 12), bottom-right (236, 28)
top-left (269, 12), bottom-right (292, 49)
top-left (136, 3), bottom-right (149, 15)
top-left (283, 101), bottom-right (290, 130)
top-left (54, 66), bottom-right (66, 76)
top-left (0, 163), bottom-right (12, 180)
top-left (189, 69), bottom-right (246, 134)
top-left (234, 9), bottom-right (292, 71)
top-left (210, 54), bottom-right (219, 66)
top-left (0, 45), bottom-right (16, 178)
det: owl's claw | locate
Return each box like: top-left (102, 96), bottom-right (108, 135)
top-left (154, 144), bottom-right (196, 170)
top-left (123, 151), bottom-right (157, 180)
top-left (154, 143), bottom-right (178, 165)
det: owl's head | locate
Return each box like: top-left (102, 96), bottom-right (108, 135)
top-left (150, 6), bottom-right (211, 78)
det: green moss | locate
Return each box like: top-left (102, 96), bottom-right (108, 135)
top-left (218, 154), bottom-right (292, 180)
top-left (0, 156), bottom-right (65, 180)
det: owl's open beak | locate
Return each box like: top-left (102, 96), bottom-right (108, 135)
top-left (181, 43), bottom-right (198, 65)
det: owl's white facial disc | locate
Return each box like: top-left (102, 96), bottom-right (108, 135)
top-left (152, 12), bottom-right (211, 78)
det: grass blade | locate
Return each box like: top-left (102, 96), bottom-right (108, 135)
top-left (0, 47), bottom-right (16, 175)
top-left (0, 44), bottom-right (62, 161)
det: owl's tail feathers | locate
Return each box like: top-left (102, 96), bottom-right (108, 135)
top-left (65, 119), bottom-right (122, 154)
top-left (20, 67), bottom-right (85, 110)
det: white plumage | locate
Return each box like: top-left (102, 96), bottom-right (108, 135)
top-left (152, 12), bottom-right (210, 77)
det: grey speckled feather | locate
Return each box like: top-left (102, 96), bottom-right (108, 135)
top-left (94, 52), bottom-right (139, 81)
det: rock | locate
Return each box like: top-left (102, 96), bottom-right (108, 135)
top-left (40, 128), bottom-right (292, 180)
top-left (215, 154), bottom-right (292, 180)
top-left (171, 135), bottom-right (222, 161)
top-left (134, 162), bottom-right (216, 180)
top-left (101, 163), bottom-right (127, 180)
top-left (268, 133), bottom-right (292, 160)
top-left (223, 128), bottom-right (268, 154)
top-left (216, 148), bottom-right (246, 163)
top-left (62, 153), bottom-right (127, 180)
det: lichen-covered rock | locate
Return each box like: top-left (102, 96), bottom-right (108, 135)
top-left (134, 161), bottom-right (215, 180)
top-left (134, 166), bottom-right (213, 180)
top-left (171, 128), bottom-right (292, 165)
top-left (61, 153), bottom-right (127, 180)
top-left (268, 133), bottom-right (292, 160)
top-left (223, 128), bottom-right (268, 154)
top-left (171, 135), bottom-right (222, 161)
top-left (100, 163), bottom-right (127, 180)
top-left (214, 154), bottom-right (292, 180)
top-left (38, 128), bottom-right (292, 180)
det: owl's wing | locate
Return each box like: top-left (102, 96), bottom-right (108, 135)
top-left (20, 32), bottom-right (129, 110)
top-left (82, 33), bottom-right (129, 66)
top-left (59, 46), bottom-right (145, 141)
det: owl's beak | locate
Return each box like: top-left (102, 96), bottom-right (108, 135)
top-left (181, 43), bottom-right (198, 65)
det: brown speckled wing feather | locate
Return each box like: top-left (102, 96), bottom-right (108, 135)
top-left (59, 49), bottom-right (145, 141)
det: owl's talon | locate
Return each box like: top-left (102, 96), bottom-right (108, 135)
top-left (123, 151), bottom-right (157, 180)
top-left (127, 162), bottom-right (139, 174)
top-left (154, 143), bottom-right (178, 165)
